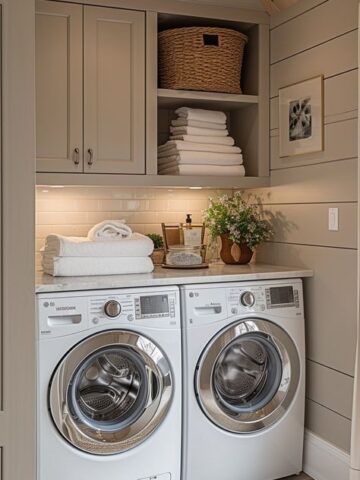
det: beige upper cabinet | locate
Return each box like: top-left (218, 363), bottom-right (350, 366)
top-left (35, 2), bottom-right (145, 175)
top-left (35, 1), bottom-right (83, 173)
top-left (84, 7), bottom-right (145, 174)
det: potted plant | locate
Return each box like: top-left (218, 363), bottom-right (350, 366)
top-left (203, 192), bottom-right (272, 265)
top-left (146, 233), bottom-right (165, 265)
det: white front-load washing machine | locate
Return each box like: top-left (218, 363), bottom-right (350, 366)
top-left (181, 279), bottom-right (305, 480)
top-left (37, 285), bottom-right (181, 480)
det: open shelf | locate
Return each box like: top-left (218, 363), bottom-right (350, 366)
top-left (36, 173), bottom-right (270, 189)
top-left (158, 88), bottom-right (258, 111)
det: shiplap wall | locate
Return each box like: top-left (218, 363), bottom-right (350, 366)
top-left (254, 0), bottom-right (358, 453)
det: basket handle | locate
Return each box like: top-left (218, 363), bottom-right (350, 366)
top-left (202, 33), bottom-right (219, 47)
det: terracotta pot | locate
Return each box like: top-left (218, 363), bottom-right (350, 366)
top-left (151, 249), bottom-right (165, 265)
top-left (220, 234), bottom-right (253, 265)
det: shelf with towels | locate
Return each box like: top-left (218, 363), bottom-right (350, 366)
top-left (157, 89), bottom-right (259, 110)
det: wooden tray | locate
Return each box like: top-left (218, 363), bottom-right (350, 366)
top-left (161, 263), bottom-right (209, 270)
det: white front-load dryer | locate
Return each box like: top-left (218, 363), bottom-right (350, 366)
top-left (37, 285), bottom-right (181, 480)
top-left (181, 279), bottom-right (305, 480)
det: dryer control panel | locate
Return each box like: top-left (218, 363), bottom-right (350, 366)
top-left (227, 283), bottom-right (302, 316)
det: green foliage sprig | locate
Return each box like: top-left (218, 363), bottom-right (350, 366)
top-left (203, 192), bottom-right (273, 250)
top-left (146, 233), bottom-right (164, 250)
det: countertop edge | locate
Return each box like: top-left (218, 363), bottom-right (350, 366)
top-left (35, 264), bottom-right (314, 294)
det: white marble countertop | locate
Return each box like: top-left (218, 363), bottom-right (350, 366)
top-left (36, 263), bottom-right (313, 294)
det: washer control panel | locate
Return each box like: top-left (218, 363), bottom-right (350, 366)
top-left (37, 287), bottom-right (180, 337)
top-left (90, 292), bottom-right (176, 324)
top-left (134, 294), bottom-right (176, 320)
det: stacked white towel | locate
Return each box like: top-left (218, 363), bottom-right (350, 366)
top-left (158, 107), bottom-right (245, 176)
top-left (42, 222), bottom-right (155, 277)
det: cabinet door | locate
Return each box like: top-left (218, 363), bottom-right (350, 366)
top-left (84, 7), bottom-right (145, 174)
top-left (35, 0), bottom-right (83, 172)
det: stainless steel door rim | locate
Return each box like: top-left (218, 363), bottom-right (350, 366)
top-left (195, 318), bottom-right (300, 433)
top-left (49, 330), bottom-right (173, 455)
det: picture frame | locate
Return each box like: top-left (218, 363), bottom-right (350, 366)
top-left (278, 75), bottom-right (324, 158)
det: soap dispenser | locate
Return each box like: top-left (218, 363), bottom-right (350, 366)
top-left (183, 214), bottom-right (201, 246)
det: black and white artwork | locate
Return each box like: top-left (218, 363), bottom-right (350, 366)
top-left (279, 76), bottom-right (323, 157)
top-left (289, 97), bottom-right (312, 141)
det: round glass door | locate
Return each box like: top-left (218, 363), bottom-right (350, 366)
top-left (196, 319), bottom-right (300, 433)
top-left (49, 330), bottom-right (173, 455)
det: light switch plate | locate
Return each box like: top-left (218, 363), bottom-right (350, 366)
top-left (328, 208), bottom-right (339, 231)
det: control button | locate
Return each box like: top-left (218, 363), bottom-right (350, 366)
top-left (231, 307), bottom-right (238, 315)
top-left (92, 317), bottom-right (99, 325)
top-left (127, 314), bottom-right (134, 322)
top-left (240, 291), bottom-right (255, 307)
top-left (104, 300), bottom-right (121, 318)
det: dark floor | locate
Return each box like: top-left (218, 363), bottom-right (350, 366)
top-left (284, 474), bottom-right (312, 480)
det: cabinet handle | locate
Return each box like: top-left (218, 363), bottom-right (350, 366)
top-left (87, 148), bottom-right (94, 166)
top-left (73, 147), bottom-right (80, 165)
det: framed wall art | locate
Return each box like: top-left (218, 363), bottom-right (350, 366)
top-left (278, 75), bottom-right (324, 157)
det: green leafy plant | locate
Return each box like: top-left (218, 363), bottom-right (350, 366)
top-left (203, 192), bottom-right (273, 250)
top-left (146, 233), bottom-right (164, 250)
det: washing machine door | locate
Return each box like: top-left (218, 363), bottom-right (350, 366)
top-left (195, 318), bottom-right (300, 433)
top-left (49, 330), bottom-right (173, 455)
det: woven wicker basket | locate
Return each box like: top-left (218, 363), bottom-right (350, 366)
top-left (158, 27), bottom-right (248, 94)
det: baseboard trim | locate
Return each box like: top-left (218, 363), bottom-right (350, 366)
top-left (303, 430), bottom-right (350, 480)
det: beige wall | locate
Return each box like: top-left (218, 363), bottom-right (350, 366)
top-left (36, 186), bottom-right (230, 269)
top-left (1, 0), bottom-right (36, 479)
top-left (254, 0), bottom-right (358, 453)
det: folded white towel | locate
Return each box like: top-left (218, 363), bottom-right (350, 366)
top-left (88, 220), bottom-right (132, 241)
top-left (170, 126), bottom-right (229, 137)
top-left (175, 107), bottom-right (226, 124)
top-left (42, 255), bottom-right (154, 277)
top-left (158, 151), bottom-right (243, 165)
top-left (158, 164), bottom-right (246, 176)
top-left (171, 118), bottom-right (227, 130)
top-left (158, 140), bottom-right (240, 154)
top-left (42, 233), bottom-right (154, 258)
top-left (170, 135), bottom-right (235, 146)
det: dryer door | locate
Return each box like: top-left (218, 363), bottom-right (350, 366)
top-left (49, 330), bottom-right (173, 455)
top-left (195, 318), bottom-right (300, 433)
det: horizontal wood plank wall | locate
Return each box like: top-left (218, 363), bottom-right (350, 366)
top-left (255, 0), bottom-right (358, 453)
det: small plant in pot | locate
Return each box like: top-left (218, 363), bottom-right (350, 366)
top-left (146, 233), bottom-right (165, 265)
top-left (203, 192), bottom-right (273, 265)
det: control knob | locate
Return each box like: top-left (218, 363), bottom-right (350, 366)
top-left (240, 291), bottom-right (255, 307)
top-left (104, 300), bottom-right (121, 318)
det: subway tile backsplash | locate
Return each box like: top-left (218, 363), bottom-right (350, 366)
top-left (36, 186), bottom-right (231, 270)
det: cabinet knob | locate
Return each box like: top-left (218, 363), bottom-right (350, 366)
top-left (73, 147), bottom-right (80, 165)
top-left (87, 148), bottom-right (94, 166)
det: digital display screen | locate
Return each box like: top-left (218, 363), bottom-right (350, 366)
top-left (140, 295), bottom-right (169, 315)
top-left (270, 286), bottom-right (294, 305)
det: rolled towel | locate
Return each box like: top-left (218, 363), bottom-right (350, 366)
top-left (158, 164), bottom-right (246, 176)
top-left (175, 107), bottom-right (226, 124)
top-left (158, 151), bottom-right (243, 165)
top-left (170, 135), bottom-right (235, 146)
top-left (171, 118), bottom-right (227, 130)
top-left (42, 255), bottom-right (154, 277)
top-left (88, 220), bottom-right (132, 241)
top-left (158, 140), bottom-right (240, 154)
top-left (170, 126), bottom-right (229, 137)
top-left (42, 232), bottom-right (154, 257)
